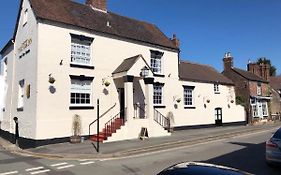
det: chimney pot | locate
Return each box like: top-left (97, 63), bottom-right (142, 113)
top-left (223, 52), bottom-right (233, 71)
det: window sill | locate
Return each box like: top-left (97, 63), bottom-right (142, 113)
top-left (69, 106), bottom-right (94, 110)
top-left (184, 106), bottom-right (196, 109)
top-left (17, 107), bottom-right (24, 112)
top-left (154, 105), bottom-right (166, 109)
top-left (153, 74), bottom-right (165, 78)
top-left (70, 63), bottom-right (95, 69)
top-left (214, 92), bottom-right (220, 94)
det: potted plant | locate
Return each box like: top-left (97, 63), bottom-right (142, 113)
top-left (70, 114), bottom-right (82, 143)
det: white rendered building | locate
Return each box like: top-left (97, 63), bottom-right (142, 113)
top-left (0, 0), bottom-right (245, 148)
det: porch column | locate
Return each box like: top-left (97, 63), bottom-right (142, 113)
top-left (144, 77), bottom-right (154, 121)
top-left (124, 75), bottom-right (134, 122)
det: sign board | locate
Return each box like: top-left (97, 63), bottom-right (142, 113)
top-left (139, 127), bottom-right (148, 140)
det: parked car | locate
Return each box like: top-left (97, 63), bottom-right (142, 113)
top-left (266, 127), bottom-right (281, 166)
top-left (157, 162), bottom-right (252, 175)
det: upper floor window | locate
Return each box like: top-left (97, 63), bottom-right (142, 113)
top-left (150, 50), bottom-right (164, 74)
top-left (17, 79), bottom-right (25, 111)
top-left (153, 84), bottom-right (164, 105)
top-left (70, 34), bottom-right (94, 66)
top-left (70, 78), bottom-right (92, 106)
top-left (257, 82), bottom-right (262, 96)
top-left (23, 9), bottom-right (28, 26)
top-left (214, 84), bottom-right (220, 94)
top-left (184, 86), bottom-right (195, 107)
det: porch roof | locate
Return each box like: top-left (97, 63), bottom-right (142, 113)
top-left (112, 54), bottom-right (152, 76)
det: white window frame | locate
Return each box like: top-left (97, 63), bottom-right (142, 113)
top-left (23, 8), bottom-right (28, 26)
top-left (71, 37), bottom-right (92, 66)
top-left (257, 84), bottom-right (262, 96)
top-left (214, 84), bottom-right (220, 94)
top-left (150, 50), bottom-right (164, 75)
top-left (262, 101), bottom-right (268, 116)
top-left (70, 79), bottom-right (92, 107)
top-left (17, 80), bottom-right (24, 109)
top-left (153, 84), bottom-right (164, 105)
top-left (184, 86), bottom-right (195, 107)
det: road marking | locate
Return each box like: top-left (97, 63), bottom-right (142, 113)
top-left (25, 167), bottom-right (44, 172)
top-left (80, 161), bottom-right (95, 165)
top-left (51, 162), bottom-right (68, 167)
top-left (0, 171), bottom-right (18, 175)
top-left (30, 169), bottom-right (50, 175)
top-left (78, 159), bottom-right (91, 162)
top-left (56, 164), bottom-right (75, 170)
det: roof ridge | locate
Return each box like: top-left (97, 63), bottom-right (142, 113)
top-left (180, 60), bottom-right (217, 71)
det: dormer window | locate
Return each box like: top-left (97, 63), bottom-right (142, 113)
top-left (23, 9), bottom-right (28, 26)
top-left (150, 50), bottom-right (164, 74)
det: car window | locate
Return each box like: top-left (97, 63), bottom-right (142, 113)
top-left (273, 129), bottom-right (281, 139)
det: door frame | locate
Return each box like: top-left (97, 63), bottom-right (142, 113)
top-left (215, 107), bottom-right (223, 126)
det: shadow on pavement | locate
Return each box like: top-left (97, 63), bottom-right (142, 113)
top-left (204, 142), bottom-right (281, 175)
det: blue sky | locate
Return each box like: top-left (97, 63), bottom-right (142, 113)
top-left (1, 0), bottom-right (281, 74)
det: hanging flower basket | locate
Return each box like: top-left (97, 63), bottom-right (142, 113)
top-left (176, 98), bottom-right (181, 103)
top-left (206, 99), bottom-right (210, 103)
top-left (231, 100), bottom-right (234, 103)
top-left (104, 81), bottom-right (110, 87)
top-left (49, 76), bottom-right (56, 84)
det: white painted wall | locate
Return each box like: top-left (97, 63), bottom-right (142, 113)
top-left (1, 0), bottom-right (38, 138)
top-left (3, 0), bottom-right (245, 142)
top-left (155, 80), bottom-right (245, 127)
top-left (35, 20), bottom-right (178, 140)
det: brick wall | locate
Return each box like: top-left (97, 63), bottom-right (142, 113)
top-left (248, 81), bottom-right (269, 97)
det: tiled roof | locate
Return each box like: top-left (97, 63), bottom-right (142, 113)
top-left (270, 76), bottom-right (281, 90)
top-left (179, 61), bottom-right (234, 85)
top-left (232, 68), bottom-right (268, 83)
top-left (112, 55), bottom-right (140, 74)
top-left (29, 0), bottom-right (178, 50)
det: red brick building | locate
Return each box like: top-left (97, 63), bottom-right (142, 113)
top-left (222, 53), bottom-right (271, 124)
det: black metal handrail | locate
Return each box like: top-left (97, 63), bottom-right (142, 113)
top-left (88, 103), bottom-right (116, 137)
top-left (104, 108), bottom-right (127, 137)
top-left (154, 109), bottom-right (169, 128)
top-left (134, 103), bottom-right (146, 119)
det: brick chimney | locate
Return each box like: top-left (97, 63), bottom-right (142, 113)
top-left (247, 62), bottom-right (260, 76)
top-left (171, 34), bottom-right (180, 48)
top-left (86, 0), bottom-right (107, 12)
top-left (265, 64), bottom-right (270, 81)
top-left (223, 52), bottom-right (233, 71)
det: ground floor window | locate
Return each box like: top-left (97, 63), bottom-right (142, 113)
top-left (153, 84), bottom-right (163, 105)
top-left (70, 79), bottom-right (92, 106)
top-left (183, 86), bottom-right (194, 107)
top-left (250, 98), bottom-right (268, 118)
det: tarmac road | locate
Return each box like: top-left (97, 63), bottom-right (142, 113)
top-left (0, 127), bottom-right (280, 175)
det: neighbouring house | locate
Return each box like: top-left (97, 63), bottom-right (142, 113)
top-left (222, 52), bottom-right (271, 124)
top-left (176, 61), bottom-right (245, 128)
top-left (0, 41), bottom-right (10, 124)
top-left (269, 75), bottom-right (281, 118)
top-left (0, 0), bottom-right (245, 149)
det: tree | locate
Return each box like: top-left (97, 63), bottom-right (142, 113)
top-left (257, 57), bottom-right (276, 76)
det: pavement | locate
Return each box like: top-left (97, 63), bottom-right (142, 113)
top-left (0, 122), bottom-right (280, 160)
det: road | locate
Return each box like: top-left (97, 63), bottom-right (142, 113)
top-left (0, 128), bottom-right (280, 175)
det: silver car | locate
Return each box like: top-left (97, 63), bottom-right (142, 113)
top-left (266, 127), bottom-right (281, 165)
